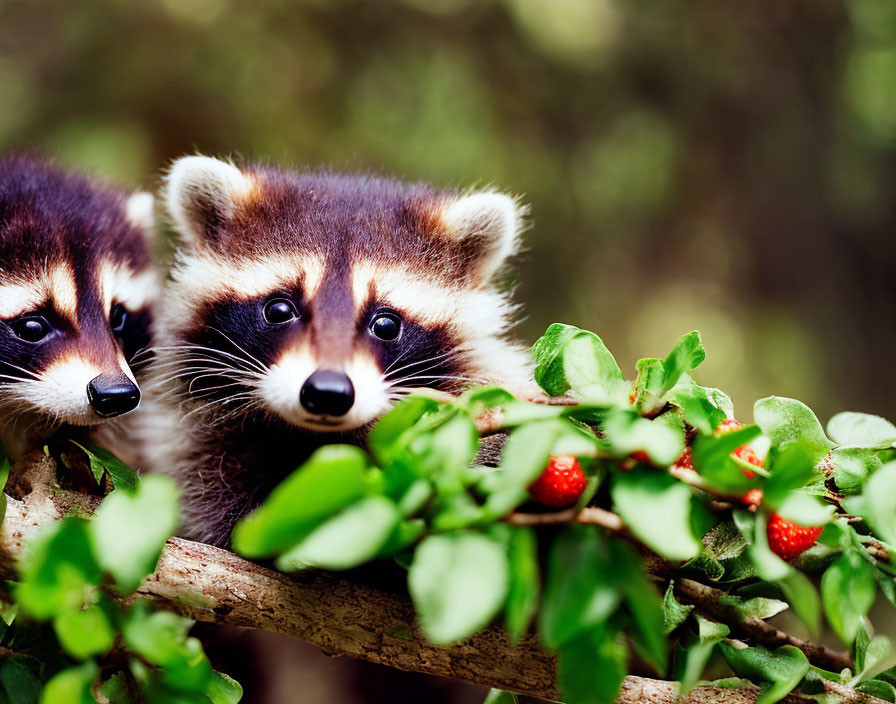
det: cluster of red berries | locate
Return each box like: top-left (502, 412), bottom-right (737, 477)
top-left (527, 417), bottom-right (822, 561)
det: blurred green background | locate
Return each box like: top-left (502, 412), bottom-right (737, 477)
top-left (2, 1), bottom-right (895, 700)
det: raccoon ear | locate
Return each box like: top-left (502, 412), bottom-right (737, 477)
top-left (165, 156), bottom-right (254, 248)
top-left (441, 191), bottom-right (525, 280)
top-left (125, 191), bottom-right (155, 236)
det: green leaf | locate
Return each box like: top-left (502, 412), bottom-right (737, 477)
top-left (821, 550), bottom-right (876, 645)
top-left (674, 616), bottom-right (730, 692)
top-left (232, 445), bottom-right (375, 558)
top-left (367, 396), bottom-right (442, 466)
top-left (122, 602), bottom-right (212, 692)
top-left (539, 527), bottom-right (620, 650)
top-left (632, 358), bottom-right (665, 412)
top-left (15, 518), bottom-right (102, 620)
top-left (663, 331), bottom-right (705, 387)
top-left (729, 597), bottom-right (788, 621)
top-left (39, 663), bottom-right (97, 704)
top-left (754, 396), bottom-right (833, 466)
top-left (410, 408), bottom-right (480, 483)
top-left (857, 680), bottom-right (896, 701)
top-left (612, 541), bottom-right (666, 674)
top-left (275, 496), bottom-right (399, 571)
top-left (854, 633), bottom-right (894, 684)
top-left (1, 655), bottom-right (41, 704)
top-left (690, 425), bottom-right (762, 494)
top-left (611, 468), bottom-right (700, 561)
top-left (409, 532), bottom-right (509, 645)
top-left (775, 493), bottom-right (834, 527)
top-left (504, 527), bottom-right (540, 642)
top-left (53, 603), bottom-right (116, 658)
top-left (780, 571), bottom-right (821, 637)
top-left (71, 441), bottom-right (139, 492)
top-left (748, 513), bottom-right (791, 580)
top-left (98, 673), bottom-right (136, 704)
top-left (603, 408), bottom-right (685, 467)
top-left (666, 376), bottom-right (731, 435)
top-left (719, 644), bottom-right (809, 704)
top-left (90, 474), bottom-right (179, 593)
top-left (633, 332), bottom-right (706, 413)
top-left (532, 323), bottom-right (627, 401)
top-left (853, 461), bottom-right (896, 548)
top-left (459, 387), bottom-right (517, 412)
top-left (205, 671), bottom-right (243, 704)
top-left (662, 582), bottom-right (694, 634)
top-left (828, 412), bottom-right (896, 449)
top-left (831, 447), bottom-right (892, 495)
top-left (763, 444), bottom-right (819, 509)
top-left (557, 627), bottom-right (627, 704)
top-left (482, 689), bottom-right (519, 704)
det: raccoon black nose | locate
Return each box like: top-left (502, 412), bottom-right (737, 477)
top-left (87, 374), bottom-right (141, 418)
top-left (300, 369), bottom-right (355, 417)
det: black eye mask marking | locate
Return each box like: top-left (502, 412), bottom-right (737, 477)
top-left (0, 308), bottom-right (69, 381)
top-left (183, 292), bottom-right (302, 400)
top-left (360, 303), bottom-right (463, 393)
top-left (110, 304), bottom-right (153, 370)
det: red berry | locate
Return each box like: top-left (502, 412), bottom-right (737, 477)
top-left (741, 488), bottom-right (764, 507)
top-left (766, 513), bottom-right (823, 561)
top-left (733, 445), bottom-right (763, 479)
top-left (715, 419), bottom-right (763, 478)
top-left (674, 446), bottom-right (694, 471)
top-left (715, 418), bottom-right (743, 437)
top-left (530, 455), bottom-right (588, 508)
top-left (630, 450), bottom-right (651, 464)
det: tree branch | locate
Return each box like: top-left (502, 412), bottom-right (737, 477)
top-left (0, 458), bottom-right (882, 704)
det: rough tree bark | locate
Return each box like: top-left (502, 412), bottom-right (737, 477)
top-left (0, 453), bottom-right (884, 704)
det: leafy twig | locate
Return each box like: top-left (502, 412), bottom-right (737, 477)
top-left (673, 578), bottom-right (852, 673)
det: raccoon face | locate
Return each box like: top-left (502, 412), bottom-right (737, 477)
top-left (160, 156), bottom-right (531, 433)
top-left (0, 156), bottom-right (157, 426)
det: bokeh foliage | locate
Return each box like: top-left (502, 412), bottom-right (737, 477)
top-left (1, 0), bottom-right (895, 417)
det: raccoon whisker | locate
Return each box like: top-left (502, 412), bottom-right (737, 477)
top-left (381, 347), bottom-right (422, 376)
top-left (129, 345), bottom-right (155, 364)
top-left (181, 392), bottom-right (257, 424)
top-left (0, 374), bottom-right (42, 384)
top-left (187, 377), bottom-right (255, 396)
top-left (385, 373), bottom-right (483, 388)
top-left (151, 366), bottom-right (263, 385)
top-left (153, 345), bottom-right (265, 375)
top-left (0, 361), bottom-right (42, 381)
top-left (383, 349), bottom-right (460, 379)
top-left (206, 328), bottom-right (268, 374)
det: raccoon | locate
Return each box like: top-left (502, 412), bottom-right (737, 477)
top-left (147, 155), bottom-right (533, 546)
top-left (0, 153), bottom-right (158, 463)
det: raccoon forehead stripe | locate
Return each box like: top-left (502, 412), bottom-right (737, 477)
top-left (0, 282), bottom-right (43, 318)
top-left (172, 252), bottom-right (326, 301)
top-left (350, 261), bottom-right (465, 324)
top-left (48, 264), bottom-right (79, 321)
top-left (98, 261), bottom-right (159, 312)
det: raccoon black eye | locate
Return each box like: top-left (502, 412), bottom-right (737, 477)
top-left (12, 316), bottom-right (51, 343)
top-left (369, 312), bottom-right (401, 341)
top-left (263, 299), bottom-right (298, 325)
top-left (110, 303), bottom-right (128, 333)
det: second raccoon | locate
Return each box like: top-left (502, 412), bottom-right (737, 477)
top-left (147, 155), bottom-right (534, 547)
top-left (0, 154), bottom-right (157, 462)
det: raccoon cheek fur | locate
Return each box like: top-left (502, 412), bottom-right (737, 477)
top-left (139, 154), bottom-right (536, 546)
top-left (0, 153), bottom-right (159, 463)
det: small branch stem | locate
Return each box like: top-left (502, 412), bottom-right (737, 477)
top-left (673, 578), bottom-right (852, 672)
